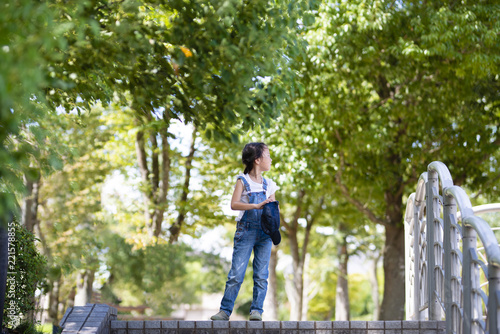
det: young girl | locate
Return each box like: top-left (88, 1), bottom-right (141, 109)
top-left (211, 142), bottom-right (278, 321)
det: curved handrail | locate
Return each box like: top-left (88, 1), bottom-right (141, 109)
top-left (471, 203), bottom-right (500, 215)
top-left (445, 186), bottom-right (500, 267)
top-left (428, 161), bottom-right (454, 189)
top-left (415, 172), bottom-right (427, 206)
top-left (405, 161), bottom-right (500, 334)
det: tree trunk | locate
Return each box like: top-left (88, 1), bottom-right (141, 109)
top-left (74, 269), bottom-right (95, 306)
top-left (379, 224), bottom-right (405, 320)
top-left (169, 127), bottom-right (196, 243)
top-left (22, 175), bottom-right (40, 232)
top-left (135, 128), bottom-right (152, 232)
top-left (263, 246), bottom-right (279, 320)
top-left (48, 279), bottom-right (61, 326)
top-left (281, 191), bottom-right (322, 321)
top-left (368, 252), bottom-right (381, 320)
top-left (153, 130), bottom-right (171, 237)
top-left (335, 233), bottom-right (350, 321)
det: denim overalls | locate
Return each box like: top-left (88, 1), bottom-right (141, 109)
top-left (219, 176), bottom-right (273, 316)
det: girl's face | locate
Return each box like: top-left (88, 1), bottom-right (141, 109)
top-left (258, 148), bottom-right (272, 171)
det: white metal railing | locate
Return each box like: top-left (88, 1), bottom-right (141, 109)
top-left (405, 161), bottom-right (500, 334)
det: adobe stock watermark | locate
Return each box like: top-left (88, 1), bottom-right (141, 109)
top-left (6, 220), bottom-right (21, 328)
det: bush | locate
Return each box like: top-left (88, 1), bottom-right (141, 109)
top-left (3, 219), bottom-right (47, 329)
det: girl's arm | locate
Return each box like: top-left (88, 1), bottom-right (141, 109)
top-left (231, 179), bottom-right (272, 210)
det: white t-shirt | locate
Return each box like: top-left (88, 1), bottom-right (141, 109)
top-left (235, 173), bottom-right (279, 221)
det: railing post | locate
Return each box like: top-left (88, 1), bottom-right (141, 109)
top-left (463, 226), bottom-right (476, 334)
top-left (427, 169), bottom-right (439, 320)
top-left (413, 202), bottom-right (421, 320)
top-left (443, 195), bottom-right (455, 333)
top-left (488, 265), bottom-right (500, 334)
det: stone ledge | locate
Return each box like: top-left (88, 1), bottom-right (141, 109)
top-left (109, 320), bottom-right (445, 334)
top-left (60, 305), bottom-right (445, 334)
top-left (60, 304), bottom-right (117, 334)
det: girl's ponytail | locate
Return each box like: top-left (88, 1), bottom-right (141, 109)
top-left (242, 142), bottom-right (267, 174)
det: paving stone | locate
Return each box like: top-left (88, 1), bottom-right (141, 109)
top-left (283, 322), bottom-right (298, 329)
top-left (386, 321), bottom-right (402, 329)
top-left (146, 330), bottom-right (161, 334)
top-left (83, 321), bottom-right (102, 328)
top-left (180, 322), bottom-right (195, 329)
top-left (111, 329), bottom-right (127, 334)
top-left (129, 321), bottom-right (145, 329)
top-left (299, 329), bottom-right (314, 334)
top-left (60, 307), bottom-right (73, 326)
top-left (146, 321), bottom-right (162, 329)
top-left (262, 330), bottom-right (279, 334)
top-left (282, 329), bottom-right (298, 334)
top-left (196, 321), bottom-right (213, 329)
top-left (161, 329), bottom-right (179, 334)
top-left (248, 322), bottom-right (263, 329)
top-left (196, 329), bottom-right (212, 334)
top-left (420, 321), bottom-right (438, 329)
top-left (299, 322), bottom-right (314, 329)
top-left (332, 330), bottom-right (349, 334)
top-left (420, 331), bottom-right (438, 334)
top-left (212, 322), bottom-right (229, 329)
top-left (180, 329), bottom-right (195, 334)
top-left (63, 322), bottom-right (84, 331)
top-left (316, 330), bottom-right (332, 334)
top-left (229, 328), bottom-right (246, 334)
top-left (367, 322), bottom-right (384, 329)
top-left (403, 330), bottom-right (419, 334)
top-left (332, 322), bottom-right (349, 329)
top-left (86, 316), bottom-right (106, 323)
top-left (79, 330), bottom-right (98, 334)
top-left (351, 321), bottom-right (366, 329)
top-left (163, 321), bottom-right (179, 328)
top-left (130, 330), bottom-right (144, 334)
top-left (213, 330), bottom-right (229, 334)
top-left (263, 322), bottom-right (280, 329)
top-left (351, 330), bottom-right (368, 334)
top-left (73, 307), bottom-right (93, 313)
top-left (316, 322), bottom-right (332, 329)
top-left (367, 330), bottom-right (384, 334)
top-left (66, 316), bottom-right (88, 322)
top-left (385, 330), bottom-right (402, 334)
top-left (402, 321), bottom-right (419, 329)
top-left (229, 322), bottom-right (247, 328)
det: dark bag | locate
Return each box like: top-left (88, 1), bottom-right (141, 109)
top-left (261, 201), bottom-right (281, 245)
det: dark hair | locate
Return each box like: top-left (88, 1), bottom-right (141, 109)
top-left (242, 142), bottom-right (267, 174)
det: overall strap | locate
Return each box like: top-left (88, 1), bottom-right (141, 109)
top-left (237, 175), bottom-right (252, 193)
top-left (263, 178), bottom-right (268, 192)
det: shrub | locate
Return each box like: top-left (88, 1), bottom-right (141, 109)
top-left (3, 219), bottom-right (47, 329)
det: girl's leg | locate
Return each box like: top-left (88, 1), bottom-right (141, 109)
top-left (250, 234), bottom-right (272, 314)
top-left (219, 232), bottom-right (255, 315)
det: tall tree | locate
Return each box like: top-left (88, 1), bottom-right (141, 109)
top-left (294, 0), bottom-right (500, 319)
top-left (43, 0), bottom-right (319, 239)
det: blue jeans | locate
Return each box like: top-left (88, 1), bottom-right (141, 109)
top-left (219, 219), bottom-right (272, 316)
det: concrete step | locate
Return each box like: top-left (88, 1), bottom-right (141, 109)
top-left (59, 304), bottom-right (445, 334)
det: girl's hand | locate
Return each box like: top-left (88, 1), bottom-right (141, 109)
top-left (254, 198), bottom-right (274, 209)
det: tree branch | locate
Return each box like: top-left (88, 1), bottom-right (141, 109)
top-left (169, 126), bottom-right (197, 243)
top-left (334, 130), bottom-right (387, 227)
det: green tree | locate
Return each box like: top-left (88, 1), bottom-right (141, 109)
top-left (42, 0), bottom-right (319, 240)
top-left (293, 0), bottom-right (500, 319)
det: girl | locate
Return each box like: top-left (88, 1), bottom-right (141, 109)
top-left (211, 142), bottom-right (278, 321)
